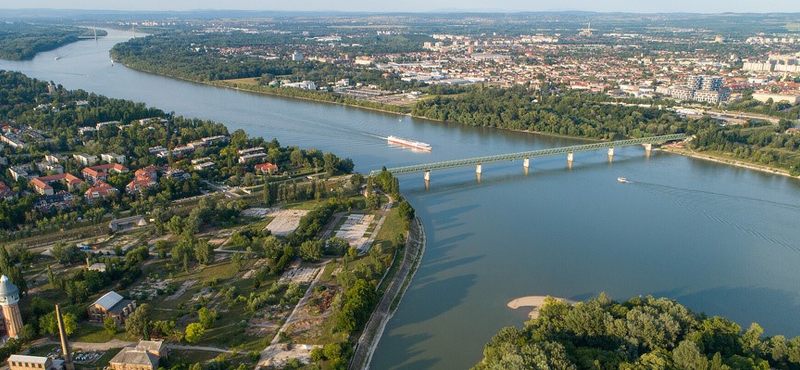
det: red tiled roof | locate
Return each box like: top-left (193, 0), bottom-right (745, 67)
top-left (32, 173), bottom-right (83, 189)
top-left (85, 181), bottom-right (118, 199)
top-left (255, 162), bottom-right (278, 171)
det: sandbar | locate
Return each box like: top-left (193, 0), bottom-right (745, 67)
top-left (508, 295), bottom-right (576, 319)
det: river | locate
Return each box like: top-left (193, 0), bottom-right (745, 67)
top-left (2, 29), bottom-right (800, 369)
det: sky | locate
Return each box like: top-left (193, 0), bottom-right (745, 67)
top-left (4, 0), bottom-right (800, 13)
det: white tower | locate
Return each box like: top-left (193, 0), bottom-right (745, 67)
top-left (0, 275), bottom-right (23, 338)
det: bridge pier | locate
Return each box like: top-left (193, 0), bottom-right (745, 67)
top-left (607, 147), bottom-right (614, 162)
top-left (424, 171), bottom-right (430, 189)
top-left (368, 134), bottom-right (687, 179)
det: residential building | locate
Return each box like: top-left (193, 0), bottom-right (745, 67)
top-left (0, 182), bottom-right (17, 200)
top-left (238, 147), bottom-right (265, 156)
top-left (201, 135), bottom-right (229, 145)
top-left (148, 146), bottom-right (168, 155)
top-left (34, 192), bottom-right (75, 212)
top-left (193, 162), bottom-right (216, 171)
top-left (164, 167), bottom-right (190, 180)
top-left (81, 163), bottom-right (129, 184)
top-left (0, 134), bottom-right (25, 149)
top-left (95, 121), bottom-right (119, 130)
top-left (30, 174), bottom-right (83, 196)
top-left (8, 166), bottom-right (29, 181)
top-left (238, 152), bottom-right (267, 164)
top-left (87, 291), bottom-right (136, 324)
top-left (44, 154), bottom-right (67, 163)
top-left (101, 153), bottom-right (127, 164)
top-left (255, 162), bottom-right (279, 174)
top-left (78, 127), bottom-right (96, 135)
top-left (36, 161), bottom-right (64, 175)
top-left (84, 181), bottom-right (118, 204)
top-left (126, 167), bottom-right (158, 193)
top-left (73, 153), bottom-right (98, 166)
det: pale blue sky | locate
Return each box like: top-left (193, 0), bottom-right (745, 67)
top-left (4, 0), bottom-right (800, 13)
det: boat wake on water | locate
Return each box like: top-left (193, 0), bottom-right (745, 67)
top-left (631, 181), bottom-right (800, 252)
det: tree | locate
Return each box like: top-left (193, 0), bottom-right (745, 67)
top-left (366, 193), bottom-right (381, 210)
top-left (325, 237), bottom-right (350, 256)
top-left (46, 265), bottom-right (57, 288)
top-left (323, 152), bottom-right (338, 175)
top-left (397, 200), bottom-right (415, 226)
top-left (335, 279), bottom-right (377, 333)
top-left (194, 239), bottom-right (214, 265)
top-left (673, 340), bottom-right (709, 370)
top-left (198, 307), bottom-right (218, 328)
top-left (185, 322), bottom-right (205, 343)
top-left (166, 215), bottom-right (185, 235)
top-left (104, 316), bottom-right (119, 335)
top-left (50, 243), bottom-right (84, 265)
top-left (232, 252), bottom-right (245, 271)
top-left (299, 239), bottom-right (323, 262)
top-left (126, 303), bottom-right (152, 339)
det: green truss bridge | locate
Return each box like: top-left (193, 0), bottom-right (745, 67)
top-left (369, 134), bottom-right (686, 182)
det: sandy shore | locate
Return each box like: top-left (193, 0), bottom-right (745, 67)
top-left (508, 296), bottom-right (577, 319)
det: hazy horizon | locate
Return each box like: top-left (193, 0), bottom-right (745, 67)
top-left (3, 0), bottom-right (800, 14)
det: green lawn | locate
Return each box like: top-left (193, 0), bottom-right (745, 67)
top-left (71, 324), bottom-right (138, 343)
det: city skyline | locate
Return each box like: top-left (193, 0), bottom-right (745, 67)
top-left (3, 0), bottom-right (800, 13)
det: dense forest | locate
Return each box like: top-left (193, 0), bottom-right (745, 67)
top-left (0, 23), bottom-right (105, 61)
top-left (475, 295), bottom-right (800, 370)
top-left (411, 86), bottom-right (800, 174)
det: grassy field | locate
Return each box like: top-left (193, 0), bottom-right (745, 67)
top-left (71, 324), bottom-right (139, 343)
top-left (221, 77), bottom-right (261, 86)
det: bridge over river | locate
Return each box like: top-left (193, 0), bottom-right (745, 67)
top-left (370, 134), bottom-right (687, 185)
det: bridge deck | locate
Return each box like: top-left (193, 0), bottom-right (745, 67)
top-left (370, 134), bottom-right (686, 176)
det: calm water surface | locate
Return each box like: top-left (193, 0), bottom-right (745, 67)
top-left (3, 29), bottom-right (800, 369)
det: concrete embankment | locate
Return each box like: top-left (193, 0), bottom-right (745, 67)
top-left (349, 215), bottom-right (426, 370)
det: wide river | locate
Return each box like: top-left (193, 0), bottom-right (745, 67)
top-left (3, 29), bottom-right (800, 369)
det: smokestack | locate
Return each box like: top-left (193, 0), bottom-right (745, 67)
top-left (55, 304), bottom-right (75, 370)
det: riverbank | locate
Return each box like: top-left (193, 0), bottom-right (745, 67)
top-left (349, 214), bottom-right (426, 370)
top-left (111, 59), bottom-right (799, 182)
top-left (660, 146), bottom-right (797, 179)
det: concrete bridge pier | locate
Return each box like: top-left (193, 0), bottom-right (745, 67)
top-left (476, 163), bottom-right (482, 174)
top-left (607, 147), bottom-right (614, 162)
top-left (643, 143), bottom-right (653, 157)
top-left (523, 157), bottom-right (530, 176)
top-left (567, 152), bottom-right (574, 169)
top-left (424, 170), bottom-right (430, 189)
